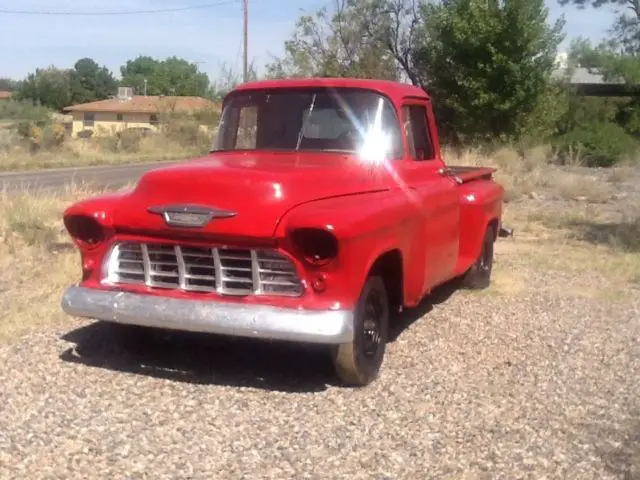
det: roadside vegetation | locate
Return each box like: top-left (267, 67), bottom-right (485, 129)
top-left (0, 99), bottom-right (219, 170)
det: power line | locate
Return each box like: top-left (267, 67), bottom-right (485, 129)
top-left (0, 1), bottom-right (238, 16)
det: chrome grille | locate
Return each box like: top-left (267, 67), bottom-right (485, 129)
top-left (105, 241), bottom-right (302, 296)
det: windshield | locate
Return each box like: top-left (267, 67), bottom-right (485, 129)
top-left (212, 87), bottom-right (403, 160)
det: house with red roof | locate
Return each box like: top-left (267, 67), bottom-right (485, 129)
top-left (63, 87), bottom-right (219, 137)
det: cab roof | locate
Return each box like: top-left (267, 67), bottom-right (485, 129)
top-left (232, 77), bottom-right (430, 102)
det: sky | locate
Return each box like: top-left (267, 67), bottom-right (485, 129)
top-left (0, 0), bottom-right (624, 83)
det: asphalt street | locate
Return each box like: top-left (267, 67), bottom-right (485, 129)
top-left (0, 161), bottom-right (177, 193)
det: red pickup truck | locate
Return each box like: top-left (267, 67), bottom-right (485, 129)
top-left (61, 78), bottom-right (507, 386)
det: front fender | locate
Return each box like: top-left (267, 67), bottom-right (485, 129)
top-left (63, 190), bottom-right (131, 224)
top-left (274, 190), bottom-right (419, 308)
top-left (273, 190), bottom-right (416, 240)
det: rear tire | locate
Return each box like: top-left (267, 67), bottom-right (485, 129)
top-left (331, 275), bottom-right (389, 387)
top-left (462, 225), bottom-right (495, 290)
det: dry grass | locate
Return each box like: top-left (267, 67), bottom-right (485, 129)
top-left (488, 203), bottom-right (640, 300)
top-left (446, 144), bottom-right (615, 203)
top-left (0, 135), bottom-right (208, 171)
top-left (0, 185), bottom-right (103, 341)
top-left (0, 110), bottom-right (218, 171)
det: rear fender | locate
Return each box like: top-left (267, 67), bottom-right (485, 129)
top-left (456, 179), bottom-right (504, 274)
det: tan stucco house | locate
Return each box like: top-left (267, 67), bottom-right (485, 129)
top-left (63, 88), bottom-right (219, 137)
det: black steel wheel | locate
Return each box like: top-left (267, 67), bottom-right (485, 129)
top-left (331, 275), bottom-right (389, 387)
top-left (462, 225), bottom-right (495, 290)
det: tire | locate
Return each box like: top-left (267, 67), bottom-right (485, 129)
top-left (462, 225), bottom-right (495, 290)
top-left (331, 275), bottom-right (389, 387)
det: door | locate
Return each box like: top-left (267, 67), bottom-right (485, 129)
top-left (397, 101), bottom-right (460, 291)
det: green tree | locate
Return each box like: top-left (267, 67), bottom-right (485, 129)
top-left (15, 67), bottom-right (72, 111)
top-left (120, 56), bottom-right (210, 96)
top-left (265, 0), bottom-right (400, 80)
top-left (560, 4), bottom-right (640, 127)
top-left (207, 61), bottom-right (259, 101)
top-left (70, 58), bottom-right (118, 104)
top-left (0, 78), bottom-right (17, 91)
top-left (352, 0), bottom-right (425, 85)
top-left (554, 1), bottom-right (640, 164)
top-left (558, 0), bottom-right (640, 53)
top-left (558, 0), bottom-right (640, 82)
top-left (413, 0), bottom-right (565, 143)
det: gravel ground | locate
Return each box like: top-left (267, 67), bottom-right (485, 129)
top-left (0, 242), bottom-right (638, 479)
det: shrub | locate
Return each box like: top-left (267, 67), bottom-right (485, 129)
top-left (192, 107), bottom-right (221, 127)
top-left (13, 121), bottom-right (66, 152)
top-left (41, 123), bottom-right (67, 149)
top-left (554, 121), bottom-right (639, 167)
top-left (97, 128), bottom-right (145, 153)
top-left (0, 128), bottom-right (17, 152)
top-left (76, 129), bottom-right (94, 139)
top-left (0, 99), bottom-right (51, 125)
top-left (15, 120), bottom-right (33, 139)
top-left (117, 128), bottom-right (144, 153)
top-left (96, 134), bottom-right (119, 153)
top-left (164, 118), bottom-right (211, 150)
top-left (25, 123), bottom-right (43, 152)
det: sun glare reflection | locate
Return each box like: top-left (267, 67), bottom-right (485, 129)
top-left (350, 97), bottom-right (424, 211)
top-left (357, 98), bottom-right (390, 167)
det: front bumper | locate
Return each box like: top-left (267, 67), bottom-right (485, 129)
top-left (61, 286), bottom-right (354, 344)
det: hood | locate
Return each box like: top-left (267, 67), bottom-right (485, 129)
top-left (111, 152), bottom-right (391, 239)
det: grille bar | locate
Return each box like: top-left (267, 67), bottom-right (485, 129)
top-left (106, 242), bottom-right (302, 296)
top-left (175, 245), bottom-right (186, 289)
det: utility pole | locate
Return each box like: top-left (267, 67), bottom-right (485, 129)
top-left (243, 0), bottom-right (248, 83)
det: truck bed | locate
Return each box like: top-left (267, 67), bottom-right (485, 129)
top-left (444, 165), bottom-right (497, 184)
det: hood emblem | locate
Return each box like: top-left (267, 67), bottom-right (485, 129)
top-left (148, 204), bottom-right (237, 228)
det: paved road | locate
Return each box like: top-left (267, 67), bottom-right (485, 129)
top-left (0, 161), bottom-right (177, 193)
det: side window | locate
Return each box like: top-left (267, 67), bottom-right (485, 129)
top-left (402, 105), bottom-right (434, 161)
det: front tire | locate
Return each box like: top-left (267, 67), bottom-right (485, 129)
top-left (331, 275), bottom-right (389, 387)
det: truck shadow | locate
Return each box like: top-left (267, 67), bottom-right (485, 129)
top-left (389, 277), bottom-right (461, 342)
top-left (58, 280), bottom-right (461, 393)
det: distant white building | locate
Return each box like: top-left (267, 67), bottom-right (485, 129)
top-left (555, 52), bottom-right (569, 69)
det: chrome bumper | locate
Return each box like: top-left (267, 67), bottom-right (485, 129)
top-left (61, 286), bottom-right (354, 344)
